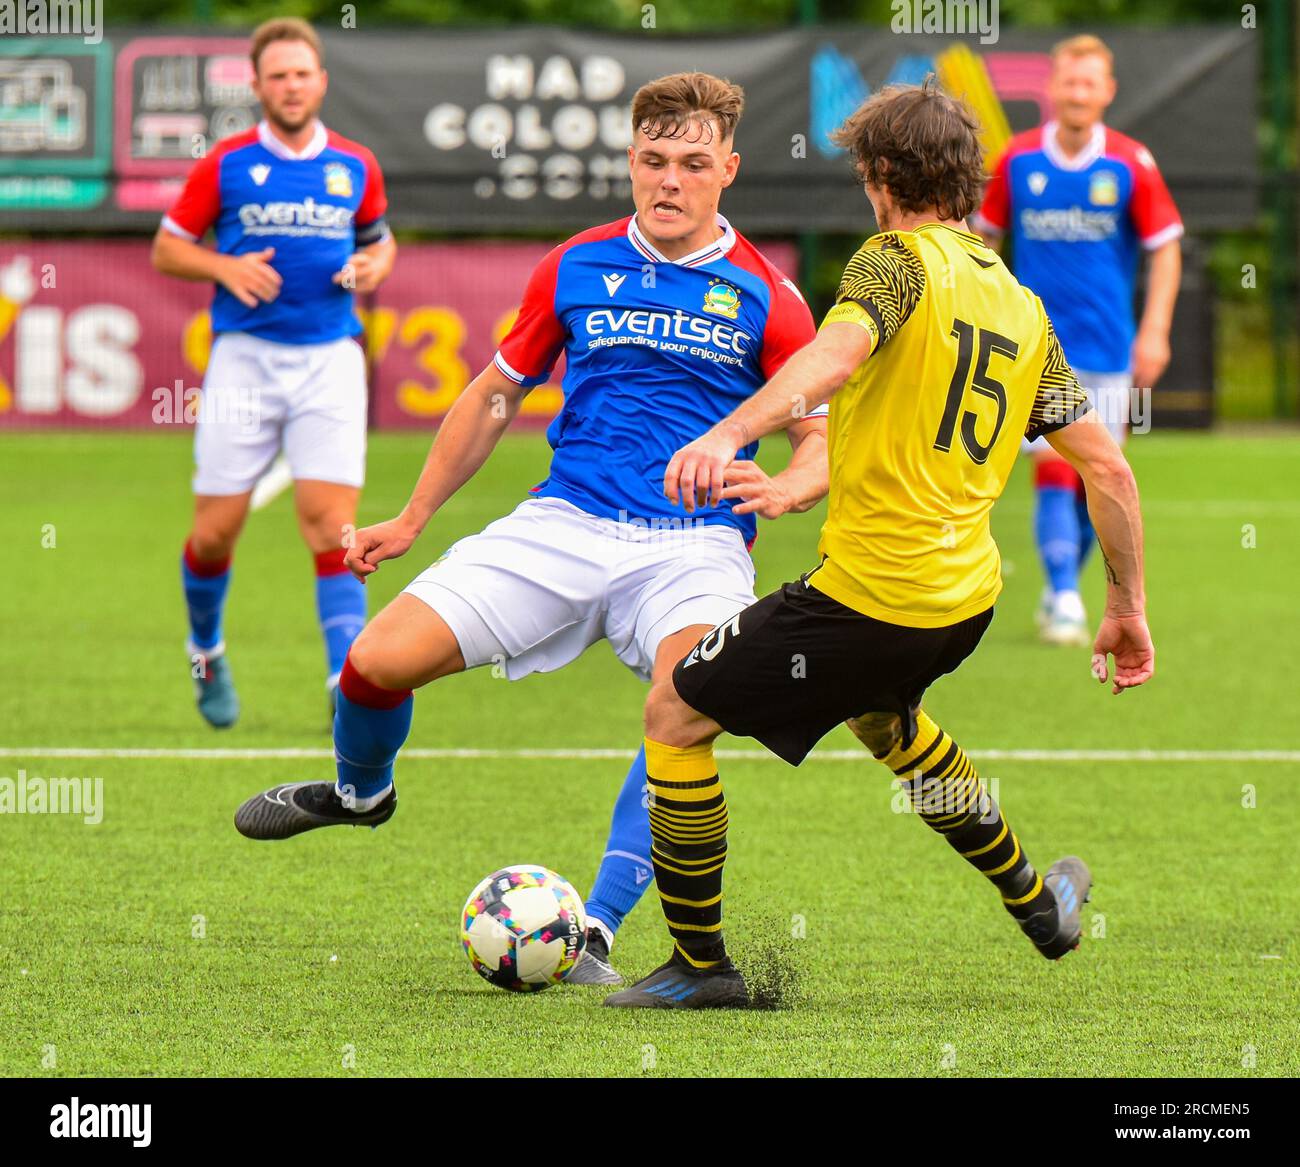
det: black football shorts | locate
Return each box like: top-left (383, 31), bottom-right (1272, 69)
top-left (672, 570), bottom-right (994, 766)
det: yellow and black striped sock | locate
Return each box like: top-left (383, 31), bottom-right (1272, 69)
top-left (644, 738), bottom-right (729, 970)
top-left (879, 711), bottom-right (1053, 919)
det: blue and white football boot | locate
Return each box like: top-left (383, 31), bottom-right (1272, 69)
top-left (603, 953), bottom-right (749, 1009)
top-left (1017, 855), bottom-right (1092, 960)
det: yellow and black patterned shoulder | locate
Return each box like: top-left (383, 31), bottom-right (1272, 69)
top-left (834, 232), bottom-right (926, 349)
top-left (1026, 318), bottom-right (1092, 439)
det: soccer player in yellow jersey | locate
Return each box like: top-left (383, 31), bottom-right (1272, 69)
top-left (605, 80), bottom-right (1155, 1010)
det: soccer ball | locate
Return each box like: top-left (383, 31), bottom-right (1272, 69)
top-left (460, 865), bottom-right (586, 992)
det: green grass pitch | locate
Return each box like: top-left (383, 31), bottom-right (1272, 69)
top-left (1, 428), bottom-right (1296, 1077)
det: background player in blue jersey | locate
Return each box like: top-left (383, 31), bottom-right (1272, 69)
top-left (974, 35), bottom-right (1182, 645)
top-left (232, 72), bottom-right (827, 986)
top-left (152, 18), bottom-right (396, 726)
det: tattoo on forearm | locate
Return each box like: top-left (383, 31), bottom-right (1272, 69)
top-left (1103, 552), bottom-right (1120, 587)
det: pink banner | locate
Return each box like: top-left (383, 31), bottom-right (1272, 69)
top-left (361, 240), bottom-right (566, 430)
top-left (0, 239), bottom-right (797, 430)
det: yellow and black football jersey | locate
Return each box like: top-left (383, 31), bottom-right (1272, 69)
top-left (811, 223), bottom-right (1090, 628)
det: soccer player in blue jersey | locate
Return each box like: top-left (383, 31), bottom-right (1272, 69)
top-left (233, 72), bottom-right (827, 986)
top-left (974, 35), bottom-right (1181, 645)
top-left (152, 18), bottom-right (395, 727)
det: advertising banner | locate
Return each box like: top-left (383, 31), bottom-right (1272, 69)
top-left (0, 25), bottom-right (1258, 233)
top-left (0, 238), bottom-right (798, 430)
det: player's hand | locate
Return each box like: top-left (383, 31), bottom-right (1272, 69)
top-left (217, 248), bottom-right (280, 308)
top-left (719, 460), bottom-right (795, 520)
top-left (1131, 326), bottom-right (1171, 390)
top-left (664, 424), bottom-right (745, 513)
top-left (333, 251), bottom-right (384, 294)
top-left (1091, 612), bottom-right (1155, 695)
top-left (343, 516), bottom-right (421, 581)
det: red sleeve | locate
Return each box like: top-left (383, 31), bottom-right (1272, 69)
top-left (163, 150), bottom-right (221, 239)
top-left (976, 147), bottom-right (1011, 233)
top-left (759, 274), bottom-right (815, 380)
top-left (356, 147), bottom-right (388, 227)
top-left (1128, 144), bottom-right (1183, 250)
top-left (494, 245), bottom-right (566, 387)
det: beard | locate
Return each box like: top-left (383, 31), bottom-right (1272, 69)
top-left (264, 102), bottom-right (318, 134)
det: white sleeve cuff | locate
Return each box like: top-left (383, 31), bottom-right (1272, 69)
top-left (1141, 222), bottom-right (1184, 251)
top-left (493, 351), bottom-right (528, 385)
top-left (160, 215), bottom-right (198, 241)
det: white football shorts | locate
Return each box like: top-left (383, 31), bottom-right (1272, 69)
top-left (1024, 369), bottom-right (1132, 454)
top-left (404, 496), bottom-right (758, 682)
top-left (192, 331), bottom-right (368, 495)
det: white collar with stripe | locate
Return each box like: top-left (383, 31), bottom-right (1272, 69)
top-left (1041, 120), bottom-right (1106, 172)
top-left (627, 213), bottom-right (736, 268)
top-left (257, 118), bottom-right (328, 161)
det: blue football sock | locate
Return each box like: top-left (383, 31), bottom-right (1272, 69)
top-left (314, 552), bottom-right (366, 680)
top-left (1075, 492), bottom-right (1096, 574)
top-left (181, 541), bottom-right (231, 651)
top-left (584, 744), bottom-right (654, 937)
top-left (334, 659), bottom-right (413, 804)
top-left (1035, 484), bottom-right (1081, 596)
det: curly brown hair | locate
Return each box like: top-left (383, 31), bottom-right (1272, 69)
top-left (631, 72), bottom-right (745, 145)
top-left (830, 78), bottom-right (986, 221)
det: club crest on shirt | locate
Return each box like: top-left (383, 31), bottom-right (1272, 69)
top-left (1089, 170), bottom-right (1119, 206)
top-left (703, 279), bottom-right (741, 319)
top-left (1028, 171), bottom-right (1048, 196)
top-left (324, 161), bottom-right (353, 198)
top-left (249, 164), bottom-right (270, 186)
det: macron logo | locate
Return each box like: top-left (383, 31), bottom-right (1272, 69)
top-left (780, 276), bottom-right (806, 304)
top-left (249, 164), bottom-right (270, 186)
top-left (602, 272), bottom-right (626, 297)
top-left (50, 1098), bottom-right (151, 1148)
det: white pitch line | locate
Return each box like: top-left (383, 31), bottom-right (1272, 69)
top-left (0, 747), bottom-right (1297, 763)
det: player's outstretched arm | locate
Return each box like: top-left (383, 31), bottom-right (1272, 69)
top-left (343, 362), bottom-right (528, 581)
top-left (666, 322), bottom-right (867, 512)
top-left (151, 228), bottom-right (281, 308)
top-left (1046, 414), bottom-right (1155, 693)
top-left (776, 417), bottom-right (830, 512)
top-left (720, 417), bottom-right (828, 519)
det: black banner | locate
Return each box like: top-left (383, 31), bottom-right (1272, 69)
top-left (0, 24), bottom-right (1258, 233)
top-left (0, 1076), bottom-right (1292, 1147)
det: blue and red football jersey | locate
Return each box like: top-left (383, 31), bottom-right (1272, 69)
top-left (162, 120), bottom-right (389, 345)
top-left (977, 122), bottom-right (1183, 374)
top-left (494, 215), bottom-right (818, 543)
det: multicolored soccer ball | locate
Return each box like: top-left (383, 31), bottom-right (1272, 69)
top-left (460, 865), bottom-right (586, 992)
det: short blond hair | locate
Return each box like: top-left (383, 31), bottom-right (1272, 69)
top-left (631, 72), bottom-right (745, 144)
top-left (250, 18), bottom-right (323, 74)
top-left (1051, 34), bottom-right (1113, 72)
